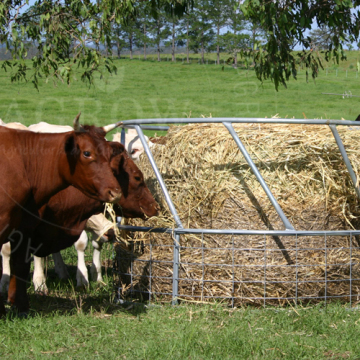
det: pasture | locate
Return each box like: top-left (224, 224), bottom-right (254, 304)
top-left (1, 52), bottom-right (360, 359)
top-left (0, 51), bottom-right (360, 130)
top-left (2, 302), bottom-right (360, 359)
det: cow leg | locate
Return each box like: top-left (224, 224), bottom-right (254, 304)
top-left (9, 236), bottom-right (32, 314)
top-left (32, 256), bottom-right (48, 295)
top-left (0, 244), bottom-right (6, 318)
top-left (91, 239), bottom-right (104, 282)
top-left (53, 252), bottom-right (69, 280)
top-left (74, 231), bottom-right (89, 288)
top-left (0, 242), bottom-right (11, 296)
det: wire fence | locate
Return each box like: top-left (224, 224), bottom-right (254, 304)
top-left (114, 230), bottom-right (360, 307)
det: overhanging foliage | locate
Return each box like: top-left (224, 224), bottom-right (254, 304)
top-left (240, 0), bottom-right (360, 89)
top-left (0, 0), bottom-right (191, 88)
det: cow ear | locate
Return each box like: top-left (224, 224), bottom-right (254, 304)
top-left (109, 141), bottom-right (125, 157)
top-left (64, 134), bottom-right (76, 155)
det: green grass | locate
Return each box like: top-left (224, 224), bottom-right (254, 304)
top-left (1, 302), bottom-right (360, 359)
top-left (1, 51), bottom-right (360, 136)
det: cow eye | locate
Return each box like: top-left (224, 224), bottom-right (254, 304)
top-left (131, 149), bottom-right (139, 155)
top-left (135, 176), bottom-right (141, 181)
top-left (83, 151), bottom-right (91, 158)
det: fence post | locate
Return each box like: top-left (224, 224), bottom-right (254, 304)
top-left (133, 125), bottom-right (184, 305)
top-left (172, 232), bottom-right (180, 305)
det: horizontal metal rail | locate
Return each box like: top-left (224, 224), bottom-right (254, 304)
top-left (120, 117), bottom-right (360, 126)
top-left (117, 225), bottom-right (360, 237)
top-left (122, 125), bottom-right (170, 131)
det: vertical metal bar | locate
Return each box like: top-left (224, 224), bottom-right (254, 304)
top-left (232, 234), bottom-right (235, 308)
top-left (149, 236), bottom-right (152, 305)
top-left (295, 234), bottom-right (298, 306)
top-left (134, 125), bottom-right (183, 305)
top-left (329, 125), bottom-right (360, 198)
top-left (172, 232), bottom-right (180, 305)
top-left (120, 127), bottom-right (126, 145)
top-left (130, 247), bottom-right (134, 301)
top-left (350, 233), bottom-right (353, 307)
top-left (325, 233), bottom-right (327, 306)
top-left (223, 122), bottom-right (295, 230)
top-left (201, 232), bottom-right (205, 302)
top-left (264, 234), bottom-right (267, 308)
top-left (134, 125), bottom-right (184, 228)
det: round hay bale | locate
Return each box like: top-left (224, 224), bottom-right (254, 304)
top-left (115, 123), bottom-right (360, 306)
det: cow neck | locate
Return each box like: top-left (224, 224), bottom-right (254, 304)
top-left (43, 187), bottom-right (104, 232)
top-left (20, 131), bottom-right (73, 207)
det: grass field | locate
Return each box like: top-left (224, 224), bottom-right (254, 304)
top-left (1, 52), bottom-right (360, 359)
top-left (2, 302), bottom-right (360, 359)
top-left (0, 51), bottom-right (360, 133)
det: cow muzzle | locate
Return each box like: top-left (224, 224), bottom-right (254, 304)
top-left (106, 188), bottom-right (122, 203)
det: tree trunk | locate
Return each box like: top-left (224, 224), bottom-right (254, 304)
top-left (117, 40), bottom-right (121, 59)
top-left (186, 20), bottom-right (189, 63)
top-left (157, 21), bottom-right (161, 62)
top-left (217, 24), bottom-right (220, 65)
top-left (172, 21), bottom-right (175, 62)
top-left (201, 31), bottom-right (204, 64)
top-left (252, 28), bottom-right (256, 50)
top-left (129, 33), bottom-right (133, 60)
top-left (143, 24), bottom-right (147, 60)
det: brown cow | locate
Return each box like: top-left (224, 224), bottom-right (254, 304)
top-left (0, 114), bottom-right (122, 316)
top-left (6, 142), bottom-right (159, 313)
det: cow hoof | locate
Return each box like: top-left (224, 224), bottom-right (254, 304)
top-left (7, 307), bottom-right (29, 319)
top-left (17, 312), bottom-right (29, 319)
top-left (35, 289), bottom-right (49, 296)
top-left (76, 285), bottom-right (88, 293)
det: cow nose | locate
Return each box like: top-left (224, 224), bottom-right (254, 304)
top-left (108, 188), bottom-right (122, 203)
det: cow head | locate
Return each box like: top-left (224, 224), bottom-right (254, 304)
top-left (62, 115), bottom-right (122, 203)
top-left (108, 142), bottom-right (159, 219)
top-left (112, 129), bottom-right (151, 162)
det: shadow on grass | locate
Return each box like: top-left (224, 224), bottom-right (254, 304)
top-left (25, 292), bottom-right (147, 318)
top-left (4, 264), bottom-right (148, 319)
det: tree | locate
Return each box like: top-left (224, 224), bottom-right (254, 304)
top-left (164, 5), bottom-right (182, 62)
top-left (207, 0), bottom-right (231, 64)
top-left (220, 32), bottom-right (250, 66)
top-left (187, 0), bottom-right (215, 64)
top-left (110, 22), bottom-right (127, 58)
top-left (308, 27), bottom-right (335, 51)
top-left (177, 14), bottom-right (193, 63)
top-left (148, 10), bottom-right (171, 61)
top-left (0, 0), bottom-right (191, 88)
top-left (240, 0), bottom-right (360, 89)
top-left (244, 20), bottom-right (267, 51)
top-left (226, 1), bottom-right (248, 67)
